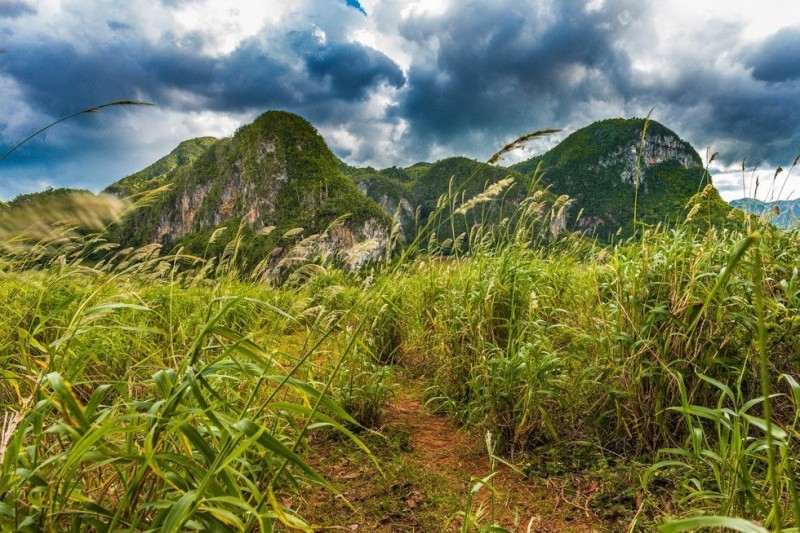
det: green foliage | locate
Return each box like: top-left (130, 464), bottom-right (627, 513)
top-left (114, 111), bottom-right (390, 272)
top-left (6, 111), bottom-right (800, 531)
top-left (104, 137), bottom-right (218, 196)
top-left (0, 229), bottom-right (379, 531)
top-left (511, 118), bottom-right (730, 240)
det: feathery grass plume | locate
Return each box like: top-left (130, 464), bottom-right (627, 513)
top-left (775, 153), bottom-right (800, 201)
top-left (208, 225), bottom-right (229, 245)
top-left (631, 107), bottom-right (655, 238)
top-left (0, 396), bottom-right (29, 465)
top-left (454, 177), bottom-right (516, 215)
top-left (343, 238), bottom-right (382, 269)
top-left (258, 225), bottom-right (276, 236)
top-left (487, 128), bottom-right (560, 164)
top-left (766, 166), bottom-right (784, 202)
top-left (685, 202), bottom-right (702, 222)
top-left (282, 227), bottom-right (304, 239)
top-left (0, 193), bottom-right (129, 262)
top-left (0, 100), bottom-right (155, 164)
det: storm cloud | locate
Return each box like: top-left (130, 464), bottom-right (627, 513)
top-left (393, 0), bottom-right (642, 156)
top-left (0, 0), bottom-right (798, 201)
top-left (745, 27), bottom-right (800, 83)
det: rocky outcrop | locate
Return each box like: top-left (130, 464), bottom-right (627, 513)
top-left (598, 132), bottom-right (700, 186)
top-left (509, 117), bottom-right (728, 239)
top-left (115, 111), bottom-right (392, 267)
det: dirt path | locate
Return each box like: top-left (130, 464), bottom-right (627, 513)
top-left (383, 391), bottom-right (604, 532)
top-left (300, 376), bottom-right (613, 531)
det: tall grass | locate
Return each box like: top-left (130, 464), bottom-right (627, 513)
top-left (0, 200), bottom-right (380, 530)
top-left (359, 168), bottom-right (800, 528)
top-left (2, 130), bottom-right (799, 530)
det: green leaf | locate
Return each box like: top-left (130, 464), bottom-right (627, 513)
top-left (160, 490), bottom-right (198, 533)
top-left (659, 516), bottom-right (768, 533)
top-left (263, 375), bottom-right (358, 426)
top-left (46, 372), bottom-right (90, 433)
top-left (232, 418), bottom-right (331, 490)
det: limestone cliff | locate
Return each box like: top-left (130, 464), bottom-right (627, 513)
top-left (113, 111), bottom-right (391, 267)
top-left (510, 118), bottom-right (728, 239)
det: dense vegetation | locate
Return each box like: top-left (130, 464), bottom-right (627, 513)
top-left (1, 161), bottom-right (798, 531)
top-left (2, 111), bottom-right (798, 531)
top-left (511, 118), bottom-right (731, 239)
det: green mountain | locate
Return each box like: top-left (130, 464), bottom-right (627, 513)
top-left (106, 114), bottom-right (734, 262)
top-left (112, 111), bottom-right (390, 267)
top-left (510, 118), bottom-right (731, 238)
top-left (4, 186), bottom-right (92, 208)
top-left (730, 198), bottom-right (800, 229)
top-left (343, 156), bottom-right (534, 247)
top-left (341, 118), bottom-right (731, 244)
top-left (104, 137), bottom-right (218, 196)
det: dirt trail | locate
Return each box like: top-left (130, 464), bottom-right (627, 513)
top-left (383, 391), bottom-right (602, 532)
top-left (302, 378), bottom-right (611, 532)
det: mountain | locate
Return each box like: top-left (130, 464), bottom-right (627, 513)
top-left (112, 111), bottom-right (390, 268)
top-left (729, 198), bottom-right (800, 229)
top-left (4, 186), bottom-right (92, 208)
top-left (343, 156), bottom-right (536, 247)
top-left (104, 137), bottom-right (218, 197)
top-left (105, 114), bottom-right (737, 262)
top-left (510, 118), bottom-right (731, 238)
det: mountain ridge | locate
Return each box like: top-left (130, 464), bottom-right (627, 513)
top-left (730, 198), bottom-right (800, 229)
top-left (103, 137), bottom-right (218, 197)
top-left (10, 112), bottom-right (741, 266)
top-left (509, 118), bottom-right (729, 237)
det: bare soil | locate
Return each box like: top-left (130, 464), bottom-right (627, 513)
top-left (297, 375), bottom-right (619, 532)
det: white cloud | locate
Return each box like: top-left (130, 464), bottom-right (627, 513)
top-left (2, 0), bottom-right (800, 201)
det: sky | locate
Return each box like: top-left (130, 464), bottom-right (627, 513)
top-left (1, 0), bottom-right (799, 202)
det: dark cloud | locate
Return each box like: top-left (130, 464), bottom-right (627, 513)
top-left (0, 1), bottom-right (35, 19)
top-left (1, 40), bottom-right (151, 118)
top-left (0, 27), bottom-right (403, 117)
top-left (745, 27), bottom-right (800, 82)
top-left (394, 0), bottom-right (641, 157)
top-left (300, 35), bottom-right (404, 101)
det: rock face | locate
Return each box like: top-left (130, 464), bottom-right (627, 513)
top-left (113, 111), bottom-right (391, 267)
top-left (598, 132), bottom-right (699, 187)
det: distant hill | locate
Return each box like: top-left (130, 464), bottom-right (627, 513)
top-left (730, 198), bottom-right (800, 229)
top-left (4, 186), bottom-right (92, 208)
top-left (510, 118), bottom-right (731, 238)
top-left (104, 137), bottom-right (218, 197)
top-left (342, 118), bottom-right (731, 243)
top-left (111, 111), bottom-right (391, 268)
top-left (342, 156), bottom-right (537, 248)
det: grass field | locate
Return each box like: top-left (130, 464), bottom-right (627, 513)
top-left (0, 176), bottom-right (799, 531)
